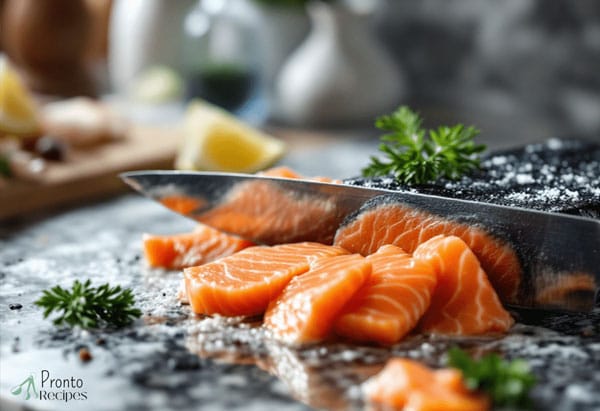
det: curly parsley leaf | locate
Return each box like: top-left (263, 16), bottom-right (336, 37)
top-left (362, 106), bottom-right (486, 185)
top-left (35, 280), bottom-right (142, 329)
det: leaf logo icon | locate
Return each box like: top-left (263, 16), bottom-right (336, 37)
top-left (10, 374), bottom-right (37, 400)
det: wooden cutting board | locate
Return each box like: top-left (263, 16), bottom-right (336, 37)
top-left (0, 125), bottom-right (182, 220)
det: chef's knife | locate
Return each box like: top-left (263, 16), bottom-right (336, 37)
top-left (121, 170), bottom-right (600, 312)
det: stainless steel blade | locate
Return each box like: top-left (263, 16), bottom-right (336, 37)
top-left (121, 170), bottom-right (600, 311)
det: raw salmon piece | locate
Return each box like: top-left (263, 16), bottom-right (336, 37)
top-left (334, 245), bottom-right (437, 345)
top-left (333, 195), bottom-right (522, 302)
top-left (159, 195), bottom-right (206, 214)
top-left (264, 254), bottom-right (371, 344)
top-left (413, 235), bottom-right (514, 335)
top-left (535, 272), bottom-right (597, 311)
top-left (184, 242), bottom-right (348, 316)
top-left (364, 358), bottom-right (489, 411)
top-left (201, 179), bottom-right (340, 244)
top-left (143, 224), bottom-right (254, 269)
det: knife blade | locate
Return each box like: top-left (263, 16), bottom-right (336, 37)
top-left (121, 170), bottom-right (600, 312)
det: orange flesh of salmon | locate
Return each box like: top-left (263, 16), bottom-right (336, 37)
top-left (413, 235), bottom-right (514, 335)
top-left (334, 245), bottom-right (437, 345)
top-left (333, 201), bottom-right (521, 302)
top-left (159, 195), bottom-right (206, 215)
top-left (201, 179), bottom-right (340, 244)
top-left (264, 254), bottom-right (371, 344)
top-left (143, 224), bottom-right (255, 269)
top-left (183, 242), bottom-right (349, 317)
top-left (364, 358), bottom-right (490, 411)
top-left (535, 272), bottom-right (597, 306)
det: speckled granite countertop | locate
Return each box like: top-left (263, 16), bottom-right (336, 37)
top-left (1, 137), bottom-right (599, 411)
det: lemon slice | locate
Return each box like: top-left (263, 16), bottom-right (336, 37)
top-left (176, 101), bottom-right (286, 173)
top-left (0, 56), bottom-right (39, 136)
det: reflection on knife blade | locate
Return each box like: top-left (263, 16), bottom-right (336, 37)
top-left (121, 170), bottom-right (599, 312)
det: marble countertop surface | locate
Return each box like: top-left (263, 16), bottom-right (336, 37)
top-left (1, 136), bottom-right (599, 411)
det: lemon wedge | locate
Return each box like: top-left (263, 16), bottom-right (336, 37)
top-left (0, 56), bottom-right (39, 136)
top-left (176, 101), bottom-right (286, 173)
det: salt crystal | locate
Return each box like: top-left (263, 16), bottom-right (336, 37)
top-left (516, 174), bottom-right (535, 184)
top-left (491, 156), bottom-right (507, 166)
top-left (564, 189), bottom-right (580, 200)
top-left (543, 187), bottom-right (562, 200)
top-left (547, 138), bottom-right (564, 150)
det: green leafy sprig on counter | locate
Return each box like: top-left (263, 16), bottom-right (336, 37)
top-left (362, 106), bottom-right (486, 185)
top-left (34, 280), bottom-right (142, 329)
top-left (447, 347), bottom-right (537, 408)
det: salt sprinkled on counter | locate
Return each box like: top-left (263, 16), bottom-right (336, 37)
top-left (345, 138), bottom-right (600, 218)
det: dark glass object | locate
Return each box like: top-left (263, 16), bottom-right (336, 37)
top-left (182, 0), bottom-right (259, 114)
top-left (185, 63), bottom-right (256, 112)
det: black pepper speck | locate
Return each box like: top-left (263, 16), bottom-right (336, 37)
top-left (9, 303), bottom-right (23, 310)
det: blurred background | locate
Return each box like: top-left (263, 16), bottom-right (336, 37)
top-left (1, 0), bottom-right (599, 139)
top-left (1, 0), bottom-right (600, 218)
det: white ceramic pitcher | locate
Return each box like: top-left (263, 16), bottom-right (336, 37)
top-left (274, 0), bottom-right (405, 126)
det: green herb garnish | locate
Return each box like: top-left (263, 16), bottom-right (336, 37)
top-left (447, 347), bottom-right (536, 408)
top-left (35, 280), bottom-right (142, 329)
top-left (362, 106), bottom-right (486, 185)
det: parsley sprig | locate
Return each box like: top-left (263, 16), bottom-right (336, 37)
top-left (35, 280), bottom-right (142, 329)
top-left (362, 106), bottom-right (486, 185)
top-left (447, 347), bottom-right (536, 408)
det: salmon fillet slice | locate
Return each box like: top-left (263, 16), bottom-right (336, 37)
top-left (184, 242), bottom-right (348, 316)
top-left (333, 195), bottom-right (522, 302)
top-left (334, 245), bottom-right (437, 345)
top-left (264, 254), bottom-right (371, 344)
top-left (413, 235), bottom-right (514, 335)
top-left (143, 224), bottom-right (255, 269)
top-left (159, 195), bottom-right (206, 215)
top-left (364, 358), bottom-right (490, 411)
top-left (201, 179), bottom-right (340, 245)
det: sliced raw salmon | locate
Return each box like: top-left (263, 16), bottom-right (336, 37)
top-left (264, 254), bottom-right (371, 344)
top-left (364, 358), bottom-right (490, 411)
top-left (201, 179), bottom-right (340, 244)
top-left (413, 235), bottom-right (514, 335)
top-left (534, 272), bottom-right (597, 311)
top-left (334, 244), bottom-right (437, 345)
top-left (159, 194), bottom-right (206, 215)
top-left (184, 242), bottom-right (348, 317)
top-left (143, 224), bottom-right (255, 269)
top-left (333, 195), bottom-right (522, 302)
